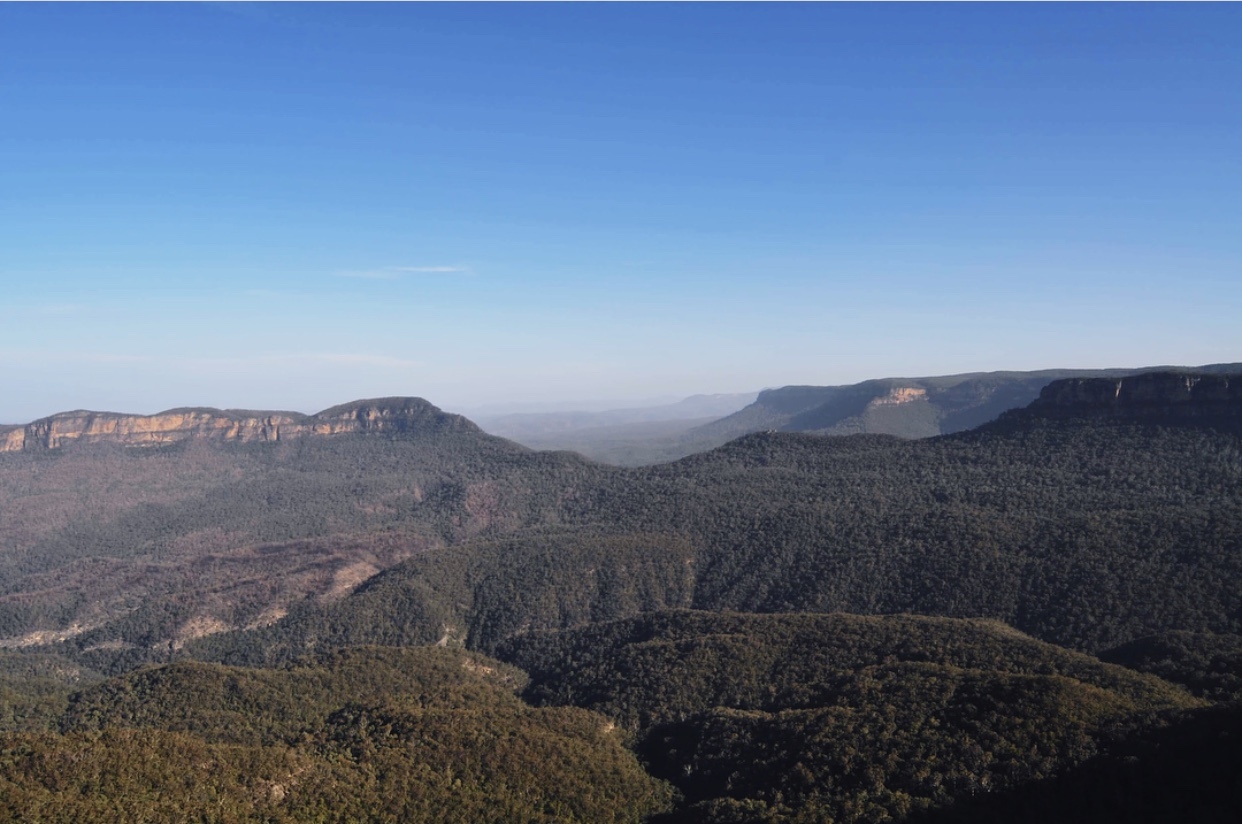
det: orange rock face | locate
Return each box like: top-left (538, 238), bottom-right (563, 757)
top-left (0, 398), bottom-right (462, 452)
top-left (867, 386), bottom-right (928, 407)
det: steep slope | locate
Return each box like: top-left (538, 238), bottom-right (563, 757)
top-left (907, 704), bottom-right (1242, 824)
top-left (188, 529), bottom-right (698, 667)
top-left (502, 611), bottom-right (1198, 730)
top-left (0, 647), bottom-right (673, 823)
top-left (0, 396), bottom-right (481, 453)
top-left (692, 363), bottom-right (1242, 442)
top-left (1, 374), bottom-right (1239, 821)
top-left (178, 370), bottom-right (1242, 668)
top-left (5, 370), bottom-right (1241, 667)
top-left (1005, 371), bottom-right (1242, 430)
top-left (500, 610), bottom-right (1203, 823)
top-left (0, 398), bottom-right (610, 655)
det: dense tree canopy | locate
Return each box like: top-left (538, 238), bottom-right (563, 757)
top-left (0, 378), bottom-right (1239, 821)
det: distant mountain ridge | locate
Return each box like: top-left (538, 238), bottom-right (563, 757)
top-left (2, 370), bottom-right (1240, 824)
top-left (0, 397), bottom-right (477, 453)
top-left (168, 367), bottom-right (1242, 670)
top-left (9, 365), bottom-right (1238, 459)
top-left (1012, 371), bottom-right (1242, 429)
top-left (691, 363), bottom-right (1242, 442)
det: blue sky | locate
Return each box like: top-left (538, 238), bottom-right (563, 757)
top-left (1, 3), bottom-right (1239, 421)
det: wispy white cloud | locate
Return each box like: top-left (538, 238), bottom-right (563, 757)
top-left (336, 265), bottom-right (471, 280)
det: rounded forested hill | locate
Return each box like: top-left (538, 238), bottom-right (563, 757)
top-left (502, 610), bottom-right (1200, 730)
top-left (0, 414), bottom-right (614, 655)
top-left (500, 610), bottom-right (1205, 824)
top-left (581, 416), bottom-right (1242, 652)
top-left (8, 377), bottom-right (1242, 674)
top-left (0, 646), bottom-right (673, 824)
top-left (180, 412), bottom-right (1242, 675)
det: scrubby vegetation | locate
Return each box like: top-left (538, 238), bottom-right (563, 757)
top-left (1100, 630), bottom-right (1242, 702)
top-left (0, 647), bottom-right (674, 823)
top-left (503, 610), bottom-right (1205, 822)
top-left (173, 416), bottom-right (1242, 671)
top-left (0, 378), bottom-right (1238, 821)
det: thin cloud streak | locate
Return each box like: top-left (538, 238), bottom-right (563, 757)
top-left (336, 265), bottom-right (471, 280)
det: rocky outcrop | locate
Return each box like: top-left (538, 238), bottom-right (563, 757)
top-left (688, 364), bottom-right (1242, 443)
top-left (0, 397), bottom-right (478, 453)
top-left (868, 386), bottom-right (927, 407)
top-left (1012, 372), bottom-right (1242, 428)
top-left (694, 376), bottom-right (1049, 441)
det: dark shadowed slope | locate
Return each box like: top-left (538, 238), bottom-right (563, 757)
top-left (0, 398), bottom-right (612, 656)
top-left (691, 363), bottom-right (1242, 443)
top-left (182, 372), bottom-right (1242, 672)
top-left (501, 610), bottom-right (1203, 824)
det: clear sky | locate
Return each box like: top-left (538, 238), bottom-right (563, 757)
top-left (1, 3), bottom-right (1239, 422)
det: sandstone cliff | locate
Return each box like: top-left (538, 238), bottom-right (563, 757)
top-left (1011, 372), bottom-right (1242, 428)
top-left (0, 397), bottom-right (478, 453)
top-left (688, 364), bottom-right (1242, 443)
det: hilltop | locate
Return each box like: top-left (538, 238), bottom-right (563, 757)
top-left (0, 397), bottom-right (479, 453)
top-left (690, 363), bottom-right (1242, 445)
top-left (0, 369), bottom-right (1239, 822)
top-left (0, 370), bottom-right (1238, 665)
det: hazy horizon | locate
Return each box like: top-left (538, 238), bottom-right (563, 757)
top-left (7, 359), bottom-right (1242, 426)
top-left (3, 4), bottom-right (1238, 423)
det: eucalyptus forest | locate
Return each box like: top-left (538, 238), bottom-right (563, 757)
top-left (0, 370), bottom-right (1238, 822)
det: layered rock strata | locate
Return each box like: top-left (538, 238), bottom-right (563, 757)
top-left (1016, 372), bottom-right (1241, 427)
top-left (0, 397), bottom-right (474, 452)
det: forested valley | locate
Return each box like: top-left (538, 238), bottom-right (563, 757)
top-left (0, 371), bottom-right (1239, 822)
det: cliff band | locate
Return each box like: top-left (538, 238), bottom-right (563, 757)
top-left (0, 397), bottom-right (475, 452)
top-left (1017, 372), bottom-right (1242, 426)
